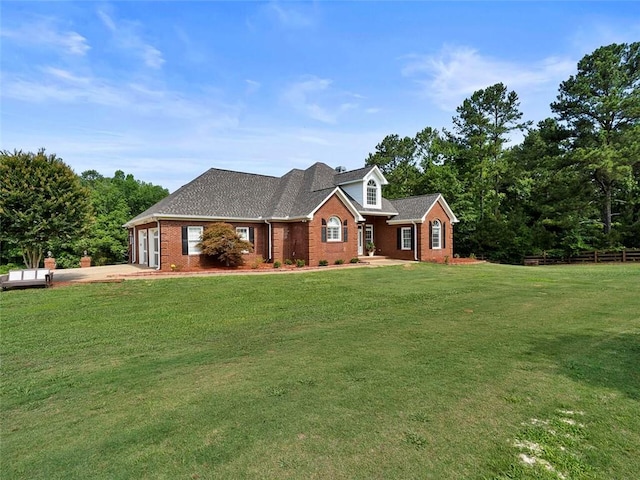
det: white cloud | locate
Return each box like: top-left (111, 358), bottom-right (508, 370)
top-left (1, 66), bottom-right (240, 129)
top-left (402, 45), bottom-right (575, 111)
top-left (267, 2), bottom-right (315, 28)
top-left (245, 79), bottom-right (261, 95)
top-left (0, 18), bottom-right (90, 56)
top-left (281, 76), bottom-right (360, 124)
top-left (97, 10), bottom-right (165, 69)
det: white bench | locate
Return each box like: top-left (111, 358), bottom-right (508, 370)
top-left (0, 269), bottom-right (54, 290)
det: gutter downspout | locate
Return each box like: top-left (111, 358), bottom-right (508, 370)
top-left (412, 221), bottom-right (419, 261)
top-left (265, 220), bottom-right (272, 262)
top-left (132, 226), bottom-right (136, 265)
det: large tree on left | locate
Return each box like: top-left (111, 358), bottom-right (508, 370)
top-left (0, 149), bottom-right (92, 268)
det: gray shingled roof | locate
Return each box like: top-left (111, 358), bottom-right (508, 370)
top-left (388, 194), bottom-right (441, 221)
top-left (345, 194), bottom-right (399, 216)
top-left (125, 162), bottom-right (445, 226)
top-left (334, 166), bottom-right (374, 184)
top-left (128, 168), bottom-right (280, 223)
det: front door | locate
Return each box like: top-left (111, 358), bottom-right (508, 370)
top-left (357, 225), bottom-right (364, 255)
top-left (365, 224), bottom-right (374, 252)
top-left (149, 228), bottom-right (159, 268)
top-left (138, 230), bottom-right (148, 265)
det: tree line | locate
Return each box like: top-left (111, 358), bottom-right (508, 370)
top-left (1, 149), bottom-right (168, 268)
top-left (2, 43), bottom-right (637, 268)
top-left (365, 43), bottom-right (639, 263)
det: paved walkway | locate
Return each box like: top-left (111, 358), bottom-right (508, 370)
top-left (52, 257), bottom-right (416, 284)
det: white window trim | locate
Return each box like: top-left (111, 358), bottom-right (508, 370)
top-left (327, 216), bottom-right (341, 242)
top-left (401, 227), bottom-right (412, 250)
top-left (236, 226), bottom-right (251, 253)
top-left (188, 226), bottom-right (203, 255)
top-left (235, 226), bottom-right (249, 241)
top-left (365, 179), bottom-right (379, 208)
top-left (432, 220), bottom-right (441, 250)
top-left (365, 224), bottom-right (374, 245)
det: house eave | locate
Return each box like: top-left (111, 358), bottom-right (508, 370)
top-left (309, 187), bottom-right (365, 222)
top-left (426, 194), bottom-right (460, 224)
top-left (387, 218), bottom-right (425, 225)
top-left (360, 209), bottom-right (399, 217)
top-left (124, 213), bottom-right (269, 228)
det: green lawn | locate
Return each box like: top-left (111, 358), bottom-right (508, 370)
top-left (1, 263), bottom-right (639, 479)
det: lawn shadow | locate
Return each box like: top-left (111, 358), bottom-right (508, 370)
top-left (530, 332), bottom-right (640, 400)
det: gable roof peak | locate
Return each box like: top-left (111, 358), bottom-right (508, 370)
top-left (335, 164), bottom-right (388, 185)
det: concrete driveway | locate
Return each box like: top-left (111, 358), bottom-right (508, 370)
top-left (51, 257), bottom-right (417, 284)
top-left (52, 264), bottom-right (155, 283)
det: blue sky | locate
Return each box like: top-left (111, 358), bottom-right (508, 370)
top-left (1, 1), bottom-right (638, 192)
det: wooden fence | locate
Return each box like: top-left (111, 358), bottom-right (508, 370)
top-left (523, 249), bottom-right (640, 266)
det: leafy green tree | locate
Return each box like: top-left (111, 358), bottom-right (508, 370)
top-left (0, 149), bottom-right (92, 268)
top-left (551, 42), bottom-right (639, 241)
top-left (449, 83), bottom-right (531, 257)
top-left (507, 118), bottom-right (601, 257)
top-left (110, 170), bottom-right (168, 216)
top-left (78, 170), bottom-right (168, 265)
top-left (41, 169), bottom-right (169, 266)
top-left (365, 134), bottom-right (421, 198)
top-left (453, 83), bottom-right (531, 219)
top-left (197, 223), bottom-right (253, 267)
top-left (81, 173), bottom-right (131, 265)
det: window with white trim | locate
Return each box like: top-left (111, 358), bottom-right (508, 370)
top-left (366, 179), bottom-right (377, 206)
top-left (401, 227), bottom-right (412, 250)
top-left (431, 220), bottom-right (441, 249)
top-left (327, 216), bottom-right (341, 241)
top-left (235, 227), bottom-right (249, 241)
top-left (187, 226), bottom-right (203, 255)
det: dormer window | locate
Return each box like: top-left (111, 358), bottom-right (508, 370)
top-left (366, 179), bottom-right (378, 207)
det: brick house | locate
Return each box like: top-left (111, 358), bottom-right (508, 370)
top-left (124, 162), bottom-right (458, 270)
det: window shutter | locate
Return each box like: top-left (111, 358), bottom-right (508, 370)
top-left (411, 228), bottom-right (415, 250)
top-left (321, 219), bottom-right (327, 243)
top-left (182, 226), bottom-right (188, 255)
top-left (343, 219), bottom-right (348, 242)
top-left (397, 228), bottom-right (401, 250)
top-left (442, 223), bottom-right (446, 249)
top-left (249, 227), bottom-right (255, 244)
top-left (429, 221), bottom-right (433, 249)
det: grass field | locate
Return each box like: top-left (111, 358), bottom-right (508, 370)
top-left (1, 263), bottom-right (639, 479)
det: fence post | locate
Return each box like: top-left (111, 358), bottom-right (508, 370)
top-left (623, 249), bottom-right (627, 263)
top-left (594, 251), bottom-right (598, 263)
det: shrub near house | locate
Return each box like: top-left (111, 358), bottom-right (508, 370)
top-left (197, 223), bottom-right (253, 267)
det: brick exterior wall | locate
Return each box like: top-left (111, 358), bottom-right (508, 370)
top-left (308, 195), bottom-right (358, 266)
top-left (131, 220), bottom-right (270, 271)
top-left (361, 199), bottom-right (454, 262)
top-left (270, 195), bottom-right (358, 266)
top-left (420, 200), bottom-right (454, 262)
top-left (128, 196), bottom-right (454, 270)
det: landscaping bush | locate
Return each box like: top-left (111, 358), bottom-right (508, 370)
top-left (251, 256), bottom-right (265, 269)
top-left (197, 222), bottom-right (253, 267)
top-left (55, 252), bottom-right (80, 269)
